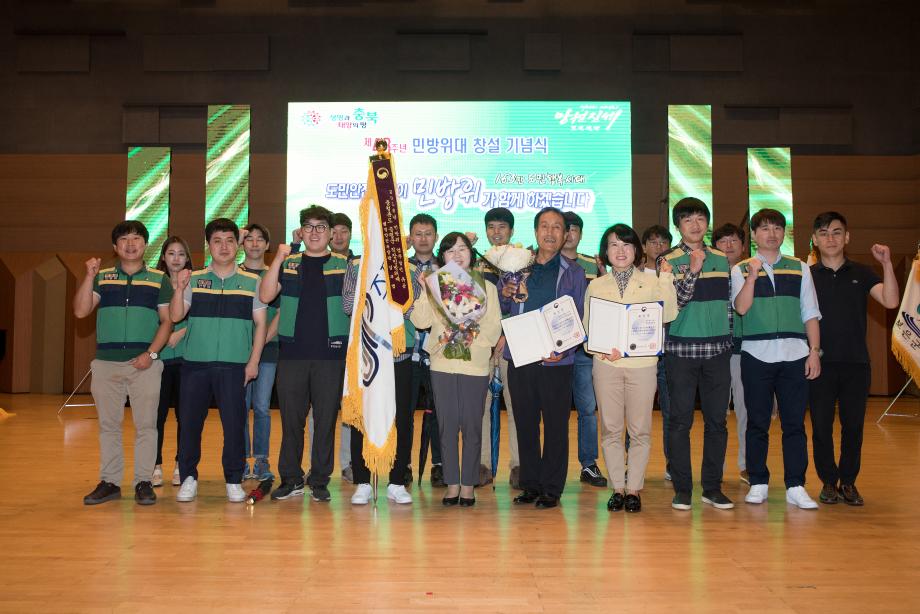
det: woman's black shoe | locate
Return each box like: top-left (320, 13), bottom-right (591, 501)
top-left (624, 493), bottom-right (641, 513)
top-left (442, 495), bottom-right (460, 506)
top-left (607, 492), bottom-right (625, 512)
top-left (459, 497), bottom-right (476, 507)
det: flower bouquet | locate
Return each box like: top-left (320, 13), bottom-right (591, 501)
top-left (483, 243), bottom-right (535, 303)
top-left (425, 261), bottom-right (488, 360)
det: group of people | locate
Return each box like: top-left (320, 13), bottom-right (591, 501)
top-left (75, 196), bottom-right (899, 512)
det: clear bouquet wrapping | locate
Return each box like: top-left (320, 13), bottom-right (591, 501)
top-left (425, 261), bottom-right (488, 360)
top-left (483, 243), bottom-right (534, 303)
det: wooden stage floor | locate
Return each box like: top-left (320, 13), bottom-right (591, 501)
top-left (0, 393), bottom-right (918, 613)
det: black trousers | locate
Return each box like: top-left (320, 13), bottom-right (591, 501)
top-left (407, 359), bottom-right (442, 466)
top-left (665, 351), bottom-right (731, 494)
top-left (155, 360), bottom-right (182, 465)
top-left (178, 363), bottom-right (247, 484)
top-left (276, 359), bottom-right (346, 486)
top-left (742, 353), bottom-right (809, 488)
top-left (809, 361), bottom-right (870, 486)
top-left (508, 361), bottom-right (573, 498)
top-left (350, 359), bottom-right (414, 485)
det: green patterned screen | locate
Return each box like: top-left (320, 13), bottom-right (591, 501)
top-left (668, 105), bottom-right (713, 241)
top-left (126, 146), bottom-right (171, 267)
top-left (206, 104), bottom-right (250, 260)
top-left (748, 147), bottom-right (794, 255)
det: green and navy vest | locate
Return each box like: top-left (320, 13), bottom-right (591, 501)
top-left (184, 267), bottom-right (260, 365)
top-left (736, 255), bottom-right (806, 341)
top-left (665, 246), bottom-right (731, 345)
top-left (94, 264), bottom-right (171, 362)
top-left (278, 252), bottom-right (351, 351)
top-left (244, 265), bottom-right (280, 357)
top-left (574, 253), bottom-right (599, 281)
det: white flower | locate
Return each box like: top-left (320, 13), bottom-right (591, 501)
top-left (484, 244), bottom-right (534, 274)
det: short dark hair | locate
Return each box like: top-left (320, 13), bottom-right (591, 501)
top-left (562, 211), bottom-right (584, 231)
top-left (374, 139), bottom-right (388, 151)
top-left (244, 222), bottom-right (271, 246)
top-left (712, 223), bottom-right (745, 245)
top-left (299, 205), bottom-right (333, 227)
top-left (813, 211), bottom-right (847, 232)
top-left (205, 218), bottom-right (240, 242)
top-left (750, 208), bottom-right (786, 231)
top-left (484, 207), bottom-right (515, 230)
top-left (156, 236), bottom-right (193, 272)
top-left (533, 207), bottom-right (565, 230)
top-left (641, 224), bottom-right (673, 244)
top-left (598, 224), bottom-right (643, 268)
top-left (409, 213), bottom-right (438, 233)
top-left (111, 220), bottom-right (149, 245)
top-left (671, 197), bottom-right (711, 227)
top-left (436, 232), bottom-right (477, 268)
top-left (331, 213), bottom-right (353, 231)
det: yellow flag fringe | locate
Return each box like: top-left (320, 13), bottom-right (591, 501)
top-left (891, 342), bottom-right (920, 384)
top-left (362, 422), bottom-right (398, 477)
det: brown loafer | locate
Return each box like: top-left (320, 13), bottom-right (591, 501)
top-left (838, 483), bottom-right (864, 506)
top-left (819, 483), bottom-right (839, 504)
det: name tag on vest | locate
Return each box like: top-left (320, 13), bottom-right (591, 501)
top-left (196, 279), bottom-right (213, 289)
top-left (103, 272), bottom-right (120, 281)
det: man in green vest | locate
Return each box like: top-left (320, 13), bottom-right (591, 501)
top-left (169, 218), bottom-right (268, 503)
top-left (732, 208), bottom-right (822, 510)
top-left (74, 220), bottom-right (174, 506)
top-left (661, 197), bottom-right (734, 511)
top-left (241, 223), bottom-right (281, 482)
top-left (260, 205), bottom-right (351, 503)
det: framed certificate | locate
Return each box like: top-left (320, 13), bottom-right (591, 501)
top-left (586, 297), bottom-right (664, 357)
top-left (501, 295), bottom-right (586, 367)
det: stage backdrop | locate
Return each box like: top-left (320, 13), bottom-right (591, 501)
top-left (286, 101), bottom-right (632, 256)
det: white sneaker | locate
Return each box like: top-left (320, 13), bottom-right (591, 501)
top-left (172, 466), bottom-right (181, 486)
top-left (786, 486), bottom-right (818, 509)
top-left (745, 484), bottom-right (769, 504)
top-left (176, 476), bottom-right (198, 502)
top-left (152, 465), bottom-right (163, 487)
top-left (226, 483), bottom-right (246, 503)
top-left (387, 483), bottom-right (413, 504)
top-left (351, 483), bottom-right (373, 505)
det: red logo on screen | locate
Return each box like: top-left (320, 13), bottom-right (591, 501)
top-left (301, 110), bottom-right (322, 127)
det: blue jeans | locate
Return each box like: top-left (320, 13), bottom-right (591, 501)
top-left (244, 361), bottom-right (277, 470)
top-left (572, 352), bottom-right (598, 468)
top-left (657, 359), bottom-right (671, 464)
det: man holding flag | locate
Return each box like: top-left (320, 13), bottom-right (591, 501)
top-left (341, 142), bottom-right (415, 500)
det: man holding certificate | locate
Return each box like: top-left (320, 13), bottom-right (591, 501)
top-left (583, 224), bottom-right (678, 513)
top-left (499, 207), bottom-right (587, 510)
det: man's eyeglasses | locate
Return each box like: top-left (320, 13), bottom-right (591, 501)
top-left (302, 224), bottom-right (329, 234)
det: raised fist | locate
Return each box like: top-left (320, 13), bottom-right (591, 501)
top-left (659, 259), bottom-right (672, 275)
top-left (85, 257), bottom-right (101, 278)
top-left (595, 255), bottom-right (607, 276)
top-left (276, 243), bottom-right (292, 259)
top-left (239, 228), bottom-right (249, 242)
top-left (465, 231), bottom-right (479, 247)
top-left (688, 248), bottom-right (706, 274)
top-left (291, 228), bottom-right (303, 244)
top-left (871, 244), bottom-right (891, 265)
top-left (176, 268), bottom-right (191, 290)
top-left (747, 257), bottom-right (763, 276)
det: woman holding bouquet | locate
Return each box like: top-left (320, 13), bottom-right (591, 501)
top-left (583, 224), bottom-right (678, 513)
top-left (410, 232), bottom-right (502, 506)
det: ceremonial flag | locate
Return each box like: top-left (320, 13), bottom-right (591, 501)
top-left (342, 154), bottom-right (413, 475)
top-left (892, 255), bottom-right (920, 384)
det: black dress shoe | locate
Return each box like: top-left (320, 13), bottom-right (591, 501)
top-left (513, 490), bottom-right (540, 505)
top-left (838, 483), bottom-right (864, 506)
top-left (459, 497), bottom-right (476, 507)
top-left (624, 493), bottom-right (641, 513)
top-left (535, 494), bottom-right (559, 509)
top-left (819, 482), bottom-right (839, 504)
top-left (607, 492), bottom-right (625, 512)
top-left (442, 495), bottom-right (460, 506)
top-left (430, 464), bottom-right (446, 488)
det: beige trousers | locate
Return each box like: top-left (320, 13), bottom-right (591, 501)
top-left (91, 359), bottom-right (163, 486)
top-left (593, 362), bottom-right (657, 492)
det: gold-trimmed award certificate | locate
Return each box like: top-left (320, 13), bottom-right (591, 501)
top-left (586, 298), bottom-right (664, 357)
top-left (501, 295), bottom-right (586, 366)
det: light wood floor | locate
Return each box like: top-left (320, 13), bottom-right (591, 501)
top-left (0, 394), bottom-right (919, 613)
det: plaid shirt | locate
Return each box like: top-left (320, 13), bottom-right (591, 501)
top-left (659, 242), bottom-right (733, 360)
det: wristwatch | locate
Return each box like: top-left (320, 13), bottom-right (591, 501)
top-left (810, 347), bottom-right (823, 358)
top-left (148, 351), bottom-right (159, 360)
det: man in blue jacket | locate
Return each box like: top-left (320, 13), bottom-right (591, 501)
top-left (499, 207), bottom-right (587, 509)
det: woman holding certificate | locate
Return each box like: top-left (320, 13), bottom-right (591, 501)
top-left (583, 224), bottom-right (678, 513)
top-left (410, 232), bottom-right (503, 507)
